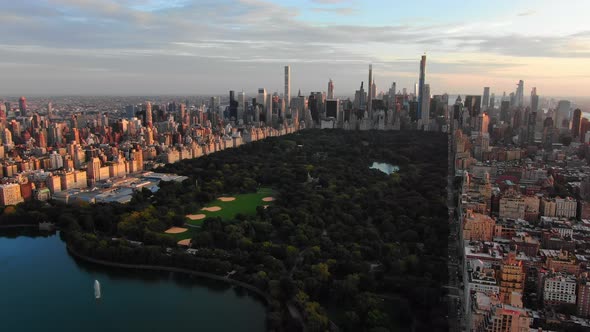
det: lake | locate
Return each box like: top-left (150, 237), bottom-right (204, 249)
top-left (0, 229), bottom-right (266, 332)
top-left (370, 162), bottom-right (400, 175)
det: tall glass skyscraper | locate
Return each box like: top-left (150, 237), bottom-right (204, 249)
top-left (417, 55), bottom-right (426, 120)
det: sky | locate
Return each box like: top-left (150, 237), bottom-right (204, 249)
top-left (1, 0), bottom-right (590, 97)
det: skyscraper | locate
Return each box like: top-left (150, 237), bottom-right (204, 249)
top-left (516, 80), bottom-right (524, 108)
top-left (465, 95), bottom-right (482, 118)
top-left (145, 101), bottom-right (152, 127)
top-left (531, 87), bottom-right (539, 112)
top-left (265, 94), bottom-right (272, 126)
top-left (388, 82), bottom-right (396, 109)
top-left (238, 91), bottom-right (246, 122)
top-left (229, 90), bottom-right (238, 120)
top-left (327, 79), bottom-right (334, 100)
top-left (421, 83), bottom-right (431, 129)
top-left (490, 93), bottom-right (495, 109)
top-left (556, 100), bottom-right (571, 129)
top-left (527, 111), bottom-right (537, 145)
top-left (284, 66), bottom-right (290, 110)
top-left (417, 55), bottom-right (426, 121)
top-left (482, 87), bottom-right (490, 109)
top-left (367, 64), bottom-right (373, 117)
top-left (257, 88), bottom-right (267, 110)
top-left (354, 82), bottom-right (366, 110)
top-left (18, 96), bottom-right (27, 115)
top-left (573, 109), bottom-right (582, 141)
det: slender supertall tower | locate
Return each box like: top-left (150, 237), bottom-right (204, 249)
top-left (284, 66), bottom-right (291, 110)
top-left (516, 80), bottom-right (524, 108)
top-left (19, 96), bottom-right (27, 115)
top-left (367, 64), bottom-right (373, 117)
top-left (421, 84), bottom-right (431, 130)
top-left (145, 101), bottom-right (152, 127)
top-left (573, 109), bottom-right (582, 141)
top-left (417, 55), bottom-right (426, 120)
top-left (328, 79), bottom-right (334, 99)
top-left (482, 87), bottom-right (490, 109)
top-left (531, 87), bottom-right (539, 112)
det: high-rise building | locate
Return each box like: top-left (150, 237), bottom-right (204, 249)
top-left (388, 82), bottom-right (396, 108)
top-left (0, 183), bottom-right (24, 206)
top-left (516, 80), bottom-right (524, 108)
top-left (482, 87), bottom-right (490, 109)
top-left (145, 101), bottom-right (152, 127)
top-left (238, 91), bottom-right (246, 122)
top-left (500, 101), bottom-right (510, 123)
top-left (3, 128), bottom-right (13, 145)
top-left (527, 111), bottom-right (537, 145)
top-left (531, 87), bottom-right (539, 112)
top-left (556, 100), bottom-right (571, 129)
top-left (499, 252), bottom-right (525, 305)
top-left (284, 66), bottom-right (291, 110)
top-left (417, 55), bottom-right (426, 120)
top-left (578, 281), bottom-right (590, 318)
top-left (265, 94), bottom-right (272, 126)
top-left (327, 79), bottom-right (334, 100)
top-left (18, 96), bottom-right (27, 115)
top-left (573, 108), bottom-right (582, 140)
top-left (229, 90), bottom-right (238, 120)
top-left (354, 82), bottom-right (367, 110)
top-left (465, 95), bottom-right (482, 119)
top-left (490, 93), bottom-right (495, 109)
top-left (257, 88), bottom-right (267, 111)
top-left (421, 84), bottom-right (431, 129)
top-left (367, 64), bottom-right (373, 117)
top-left (326, 99), bottom-right (338, 119)
top-left (87, 157), bottom-right (102, 186)
top-left (462, 210), bottom-right (495, 241)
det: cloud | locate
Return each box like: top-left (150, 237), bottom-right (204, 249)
top-left (311, 0), bottom-right (348, 4)
top-left (311, 7), bottom-right (354, 15)
top-left (0, 0), bottom-right (589, 95)
top-left (517, 10), bottom-right (537, 17)
top-left (454, 34), bottom-right (590, 58)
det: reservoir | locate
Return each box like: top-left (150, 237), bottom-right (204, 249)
top-left (370, 162), bottom-right (400, 175)
top-left (0, 230), bottom-right (266, 332)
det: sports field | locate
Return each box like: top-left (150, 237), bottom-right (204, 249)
top-left (185, 187), bottom-right (274, 227)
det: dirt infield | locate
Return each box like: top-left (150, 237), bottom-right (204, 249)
top-left (262, 197), bottom-right (275, 202)
top-left (165, 227), bottom-right (188, 234)
top-left (202, 206), bottom-right (222, 212)
top-left (186, 214), bottom-right (207, 220)
top-left (177, 239), bottom-right (191, 246)
top-left (218, 197), bottom-right (236, 202)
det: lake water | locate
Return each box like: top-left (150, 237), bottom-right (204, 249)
top-left (0, 229), bottom-right (266, 332)
top-left (370, 162), bottom-right (400, 175)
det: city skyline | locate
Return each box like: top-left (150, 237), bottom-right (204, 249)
top-left (1, 0), bottom-right (590, 96)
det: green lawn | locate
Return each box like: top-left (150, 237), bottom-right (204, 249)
top-left (185, 187), bottom-right (274, 227)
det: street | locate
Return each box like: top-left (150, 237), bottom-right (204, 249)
top-left (446, 125), bottom-right (467, 332)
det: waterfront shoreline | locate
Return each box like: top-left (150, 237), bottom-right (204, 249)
top-left (65, 245), bottom-right (272, 305)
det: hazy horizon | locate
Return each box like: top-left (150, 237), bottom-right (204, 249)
top-left (2, 0), bottom-right (590, 97)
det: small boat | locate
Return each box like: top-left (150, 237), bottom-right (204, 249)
top-left (94, 280), bottom-right (101, 299)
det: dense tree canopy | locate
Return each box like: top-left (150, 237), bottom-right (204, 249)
top-left (2, 129), bottom-right (449, 332)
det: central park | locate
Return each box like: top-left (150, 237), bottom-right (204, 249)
top-left (1, 129), bottom-right (449, 332)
